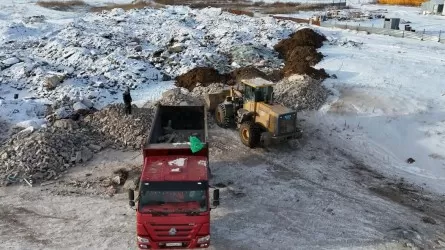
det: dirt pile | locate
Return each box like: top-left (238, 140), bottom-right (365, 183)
top-left (175, 66), bottom-right (280, 92)
top-left (273, 75), bottom-right (329, 111)
top-left (175, 67), bottom-right (229, 91)
top-left (274, 28), bottom-right (329, 79)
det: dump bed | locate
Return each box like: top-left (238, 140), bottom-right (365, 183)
top-left (144, 105), bottom-right (208, 149)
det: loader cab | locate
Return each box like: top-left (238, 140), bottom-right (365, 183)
top-left (241, 78), bottom-right (275, 107)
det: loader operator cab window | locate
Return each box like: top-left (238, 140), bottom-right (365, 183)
top-left (244, 84), bottom-right (273, 103)
top-left (244, 84), bottom-right (255, 101)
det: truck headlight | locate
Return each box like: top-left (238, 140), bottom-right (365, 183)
top-left (137, 236), bottom-right (150, 243)
top-left (197, 235), bottom-right (210, 244)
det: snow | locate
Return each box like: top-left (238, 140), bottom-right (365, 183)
top-left (0, 3), bottom-right (296, 130)
top-left (168, 158), bottom-right (187, 167)
top-left (311, 26), bottom-right (445, 194)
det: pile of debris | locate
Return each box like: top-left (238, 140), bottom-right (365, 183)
top-left (0, 103), bottom-right (156, 186)
top-left (0, 119), bottom-right (102, 186)
top-left (273, 75), bottom-right (329, 111)
top-left (83, 104), bottom-right (155, 150)
top-left (156, 88), bottom-right (204, 106)
top-left (274, 28), bottom-right (329, 79)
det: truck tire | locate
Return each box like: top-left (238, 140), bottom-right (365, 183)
top-left (239, 121), bottom-right (261, 148)
top-left (215, 104), bottom-right (233, 128)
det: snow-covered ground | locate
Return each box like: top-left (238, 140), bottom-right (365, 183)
top-left (310, 27), bottom-right (445, 194)
top-left (0, 2), bottom-right (295, 127)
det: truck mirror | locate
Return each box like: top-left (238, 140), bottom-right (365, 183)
top-left (213, 189), bottom-right (220, 207)
top-left (128, 189), bottom-right (135, 203)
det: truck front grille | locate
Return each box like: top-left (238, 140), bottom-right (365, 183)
top-left (151, 224), bottom-right (194, 238)
top-left (278, 113), bottom-right (296, 134)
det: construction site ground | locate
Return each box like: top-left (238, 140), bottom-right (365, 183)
top-left (1, 114), bottom-right (445, 250)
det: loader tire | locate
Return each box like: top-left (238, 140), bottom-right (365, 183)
top-left (239, 121), bottom-right (261, 148)
top-left (215, 104), bottom-right (233, 128)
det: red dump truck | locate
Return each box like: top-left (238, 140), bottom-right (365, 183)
top-left (128, 104), bottom-right (220, 249)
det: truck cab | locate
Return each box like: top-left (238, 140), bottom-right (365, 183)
top-left (129, 105), bottom-right (219, 249)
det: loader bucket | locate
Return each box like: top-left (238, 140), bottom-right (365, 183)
top-left (204, 89), bottom-right (231, 112)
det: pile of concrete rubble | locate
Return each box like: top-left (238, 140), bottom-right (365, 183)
top-left (155, 88), bottom-right (204, 106)
top-left (0, 119), bottom-right (102, 186)
top-left (273, 75), bottom-right (329, 111)
top-left (84, 103), bottom-right (155, 149)
top-left (0, 104), bottom-right (154, 186)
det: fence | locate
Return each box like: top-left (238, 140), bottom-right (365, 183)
top-left (320, 22), bottom-right (445, 44)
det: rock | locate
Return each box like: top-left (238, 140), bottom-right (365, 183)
top-left (81, 147), bottom-right (93, 162)
top-left (82, 99), bottom-right (94, 109)
top-left (123, 178), bottom-right (136, 190)
top-left (2, 57), bottom-right (20, 66)
top-left (1, 152), bottom-right (8, 160)
top-left (112, 176), bottom-right (121, 185)
top-left (161, 74), bottom-right (171, 81)
top-left (88, 144), bottom-right (102, 152)
top-left (16, 127), bottom-right (34, 139)
top-left (134, 45), bottom-right (142, 52)
top-left (53, 119), bottom-right (79, 130)
top-left (54, 107), bottom-right (72, 119)
top-left (169, 43), bottom-right (185, 53)
top-left (106, 185), bottom-right (117, 196)
top-left (75, 151), bottom-right (82, 163)
top-left (43, 74), bottom-right (65, 90)
top-left (422, 216), bottom-right (436, 224)
top-left (406, 158), bottom-right (415, 164)
top-left (73, 101), bottom-right (89, 111)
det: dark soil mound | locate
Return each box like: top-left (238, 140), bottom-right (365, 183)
top-left (287, 46), bottom-right (324, 66)
top-left (274, 28), bottom-right (326, 58)
top-left (175, 28), bottom-right (329, 91)
top-left (274, 28), bottom-right (328, 79)
top-left (282, 63), bottom-right (328, 79)
top-left (175, 67), bottom-right (228, 91)
top-left (267, 69), bottom-right (284, 82)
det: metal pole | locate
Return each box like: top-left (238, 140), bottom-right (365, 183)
top-left (439, 30), bottom-right (442, 42)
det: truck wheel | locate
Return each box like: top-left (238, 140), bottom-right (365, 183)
top-left (215, 104), bottom-right (232, 128)
top-left (239, 121), bottom-right (260, 148)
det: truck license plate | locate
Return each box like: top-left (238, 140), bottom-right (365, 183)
top-left (166, 243), bottom-right (182, 247)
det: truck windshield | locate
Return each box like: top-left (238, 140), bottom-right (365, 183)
top-left (139, 181), bottom-right (208, 214)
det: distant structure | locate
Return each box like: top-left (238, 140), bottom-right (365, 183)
top-left (420, 0), bottom-right (444, 14)
top-left (383, 18), bottom-right (400, 29)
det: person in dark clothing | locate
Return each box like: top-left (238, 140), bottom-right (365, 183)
top-left (123, 87), bottom-right (132, 115)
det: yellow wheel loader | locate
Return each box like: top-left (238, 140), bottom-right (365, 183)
top-left (205, 78), bottom-right (302, 148)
